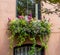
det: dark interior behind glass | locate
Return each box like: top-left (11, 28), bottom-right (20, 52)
top-left (16, 0), bottom-right (41, 19)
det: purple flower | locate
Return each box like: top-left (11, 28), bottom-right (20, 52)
top-left (8, 17), bottom-right (11, 22)
top-left (29, 13), bottom-right (32, 17)
top-left (28, 16), bottom-right (31, 20)
top-left (28, 16), bottom-right (32, 22)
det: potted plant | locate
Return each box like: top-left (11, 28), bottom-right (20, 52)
top-left (8, 17), bottom-right (51, 55)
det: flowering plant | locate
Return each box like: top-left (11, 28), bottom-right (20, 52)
top-left (8, 17), bottom-right (51, 55)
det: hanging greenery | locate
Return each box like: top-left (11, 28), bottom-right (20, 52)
top-left (8, 17), bottom-right (51, 55)
top-left (42, 0), bottom-right (60, 3)
top-left (48, 0), bottom-right (60, 3)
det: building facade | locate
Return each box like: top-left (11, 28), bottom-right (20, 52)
top-left (0, 0), bottom-right (60, 55)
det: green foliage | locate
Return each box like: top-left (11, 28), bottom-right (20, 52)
top-left (8, 18), bottom-right (51, 54)
top-left (17, 0), bottom-right (33, 16)
top-left (48, 0), bottom-right (60, 3)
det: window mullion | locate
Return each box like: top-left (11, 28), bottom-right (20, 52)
top-left (21, 47), bottom-right (23, 55)
top-left (25, 46), bottom-right (28, 55)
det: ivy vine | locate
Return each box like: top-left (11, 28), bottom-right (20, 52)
top-left (8, 18), bottom-right (51, 55)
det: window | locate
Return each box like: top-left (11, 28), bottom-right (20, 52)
top-left (16, 0), bottom-right (41, 19)
top-left (14, 44), bottom-right (44, 55)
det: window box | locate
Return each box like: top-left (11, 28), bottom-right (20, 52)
top-left (8, 17), bottom-right (51, 55)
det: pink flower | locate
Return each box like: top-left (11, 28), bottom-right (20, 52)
top-left (8, 17), bottom-right (11, 22)
top-left (48, 18), bottom-right (50, 22)
top-left (28, 13), bottom-right (32, 21)
top-left (28, 16), bottom-right (32, 21)
top-left (18, 16), bottom-right (24, 19)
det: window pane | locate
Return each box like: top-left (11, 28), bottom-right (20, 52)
top-left (16, 0), bottom-right (41, 19)
top-left (14, 45), bottom-right (44, 55)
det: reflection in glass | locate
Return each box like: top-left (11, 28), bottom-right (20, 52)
top-left (17, 0), bottom-right (41, 19)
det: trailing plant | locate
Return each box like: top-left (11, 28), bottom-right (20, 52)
top-left (48, 0), bottom-right (60, 3)
top-left (8, 17), bottom-right (51, 55)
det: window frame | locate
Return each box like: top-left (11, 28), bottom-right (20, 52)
top-left (16, 0), bottom-right (41, 20)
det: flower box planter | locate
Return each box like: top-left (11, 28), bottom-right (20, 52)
top-left (8, 17), bottom-right (51, 55)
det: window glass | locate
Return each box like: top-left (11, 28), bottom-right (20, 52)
top-left (16, 0), bottom-right (41, 19)
top-left (14, 45), bottom-right (44, 55)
